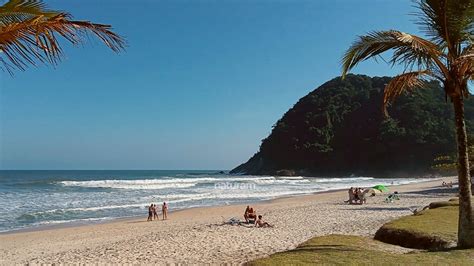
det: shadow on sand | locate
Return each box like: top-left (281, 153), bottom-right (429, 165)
top-left (341, 206), bottom-right (410, 211)
top-left (402, 187), bottom-right (458, 196)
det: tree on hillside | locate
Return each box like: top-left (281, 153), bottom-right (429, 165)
top-left (341, 0), bottom-right (474, 248)
top-left (0, 0), bottom-right (125, 74)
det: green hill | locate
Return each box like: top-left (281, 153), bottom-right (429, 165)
top-left (231, 74), bottom-right (474, 177)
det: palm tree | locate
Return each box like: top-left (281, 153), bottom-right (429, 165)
top-left (0, 0), bottom-right (125, 74)
top-left (341, 0), bottom-right (474, 248)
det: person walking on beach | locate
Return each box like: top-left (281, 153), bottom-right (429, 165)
top-left (162, 202), bottom-right (168, 220)
top-left (147, 204), bottom-right (153, 221)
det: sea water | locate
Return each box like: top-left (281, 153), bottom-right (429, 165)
top-left (0, 170), bottom-right (436, 233)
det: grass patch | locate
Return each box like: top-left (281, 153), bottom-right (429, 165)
top-left (374, 205), bottom-right (458, 250)
top-left (248, 235), bottom-right (474, 265)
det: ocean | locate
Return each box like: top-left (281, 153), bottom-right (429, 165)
top-left (0, 170), bottom-right (436, 233)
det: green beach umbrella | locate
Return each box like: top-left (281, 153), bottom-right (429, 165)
top-left (372, 185), bottom-right (389, 192)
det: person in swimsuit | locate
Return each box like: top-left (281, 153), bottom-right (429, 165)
top-left (153, 204), bottom-right (159, 220)
top-left (162, 202), bottom-right (168, 220)
top-left (147, 203), bottom-right (153, 221)
top-left (255, 215), bottom-right (272, 228)
top-left (346, 187), bottom-right (354, 204)
top-left (244, 206), bottom-right (250, 223)
top-left (244, 206), bottom-right (257, 224)
top-left (354, 188), bottom-right (360, 203)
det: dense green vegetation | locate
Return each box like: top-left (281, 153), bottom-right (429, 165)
top-left (248, 234), bottom-right (474, 265)
top-left (231, 74), bottom-right (474, 176)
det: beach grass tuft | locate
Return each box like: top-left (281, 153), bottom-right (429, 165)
top-left (374, 205), bottom-right (458, 250)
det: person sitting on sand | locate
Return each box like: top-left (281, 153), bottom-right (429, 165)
top-left (255, 215), bottom-right (272, 228)
top-left (147, 203), bottom-right (153, 221)
top-left (162, 202), bottom-right (168, 220)
top-left (244, 206), bottom-right (250, 222)
top-left (244, 206), bottom-right (257, 223)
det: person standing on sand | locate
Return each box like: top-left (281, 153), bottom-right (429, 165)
top-left (346, 187), bottom-right (354, 204)
top-left (153, 204), bottom-right (159, 220)
top-left (147, 204), bottom-right (153, 221)
top-left (162, 202), bottom-right (168, 220)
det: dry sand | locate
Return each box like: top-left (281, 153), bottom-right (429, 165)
top-left (0, 176), bottom-right (458, 265)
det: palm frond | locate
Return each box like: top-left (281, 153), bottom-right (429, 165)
top-left (456, 44), bottom-right (474, 82)
top-left (0, 13), bottom-right (125, 72)
top-left (342, 30), bottom-right (445, 78)
top-left (416, 0), bottom-right (474, 56)
top-left (383, 70), bottom-right (433, 115)
top-left (454, 56), bottom-right (474, 98)
top-left (0, 0), bottom-right (59, 25)
top-left (461, 43), bottom-right (474, 56)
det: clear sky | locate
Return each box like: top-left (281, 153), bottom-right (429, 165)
top-left (0, 0), bottom-right (419, 170)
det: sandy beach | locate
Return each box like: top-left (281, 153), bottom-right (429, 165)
top-left (0, 177), bottom-right (458, 265)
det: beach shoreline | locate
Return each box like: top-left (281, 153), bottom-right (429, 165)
top-left (0, 176), bottom-right (457, 264)
top-left (0, 187), bottom-right (350, 236)
top-left (0, 177), bottom-right (442, 236)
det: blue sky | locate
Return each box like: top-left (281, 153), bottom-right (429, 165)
top-left (0, 0), bottom-right (417, 170)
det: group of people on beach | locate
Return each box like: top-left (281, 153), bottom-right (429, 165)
top-left (244, 205), bottom-right (272, 227)
top-left (146, 202), bottom-right (272, 227)
top-left (346, 187), bottom-right (366, 204)
top-left (147, 202), bottom-right (168, 221)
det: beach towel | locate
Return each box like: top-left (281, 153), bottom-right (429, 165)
top-left (228, 217), bottom-right (240, 225)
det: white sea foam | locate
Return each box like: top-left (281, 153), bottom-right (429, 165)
top-left (58, 176), bottom-right (279, 190)
top-left (35, 217), bottom-right (114, 226)
top-left (42, 203), bottom-right (148, 213)
top-left (311, 177), bottom-right (374, 183)
top-left (275, 176), bottom-right (305, 180)
top-left (253, 179), bottom-right (310, 185)
top-left (59, 176), bottom-right (373, 189)
top-left (59, 180), bottom-right (198, 190)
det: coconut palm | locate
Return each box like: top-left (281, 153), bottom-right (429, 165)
top-left (0, 0), bottom-right (125, 74)
top-left (341, 0), bottom-right (474, 248)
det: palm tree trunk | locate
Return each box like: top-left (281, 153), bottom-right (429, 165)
top-left (452, 95), bottom-right (474, 248)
